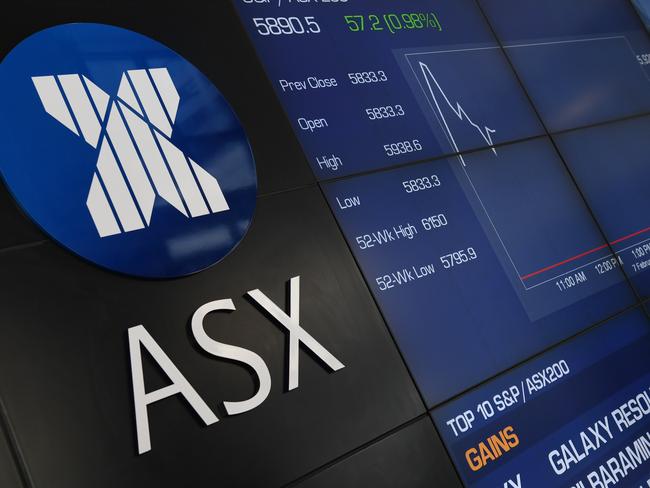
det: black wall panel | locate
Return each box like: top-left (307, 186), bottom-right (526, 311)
top-left (294, 418), bottom-right (462, 488)
top-left (0, 187), bottom-right (424, 488)
top-left (0, 419), bottom-right (22, 488)
top-left (0, 186), bottom-right (44, 250)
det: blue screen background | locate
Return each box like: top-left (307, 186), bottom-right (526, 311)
top-left (234, 0), bottom-right (650, 410)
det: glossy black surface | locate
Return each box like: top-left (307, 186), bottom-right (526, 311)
top-left (0, 421), bottom-right (22, 488)
top-left (0, 187), bottom-right (423, 488)
top-left (294, 418), bottom-right (462, 488)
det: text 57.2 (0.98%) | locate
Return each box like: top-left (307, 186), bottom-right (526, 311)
top-left (344, 13), bottom-right (442, 34)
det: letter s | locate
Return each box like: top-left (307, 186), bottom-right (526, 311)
top-left (503, 425), bottom-right (520, 448)
top-left (191, 299), bottom-right (272, 416)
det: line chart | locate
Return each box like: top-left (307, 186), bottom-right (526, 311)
top-left (404, 40), bottom-right (645, 293)
top-left (406, 53), bottom-right (529, 288)
top-left (417, 61), bottom-right (497, 166)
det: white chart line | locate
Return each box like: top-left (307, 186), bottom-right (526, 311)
top-left (405, 56), bottom-right (527, 286)
top-left (404, 45), bottom-right (500, 57)
top-left (504, 35), bottom-right (626, 50)
top-left (417, 62), bottom-right (497, 166)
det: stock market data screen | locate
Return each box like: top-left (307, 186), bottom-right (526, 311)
top-left (233, 0), bottom-right (650, 483)
top-left (479, 0), bottom-right (650, 131)
top-left (234, 0), bottom-right (544, 178)
top-left (432, 309), bottom-right (650, 487)
top-left (555, 115), bottom-right (650, 299)
top-left (322, 139), bottom-right (633, 405)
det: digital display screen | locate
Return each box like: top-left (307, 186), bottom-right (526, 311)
top-left (431, 308), bottom-right (650, 487)
top-left (229, 0), bottom-right (650, 482)
top-left (234, 0), bottom-right (543, 178)
top-left (233, 0), bottom-right (648, 407)
top-left (554, 115), bottom-right (650, 299)
top-left (322, 138), bottom-right (634, 405)
top-left (1, 1), bottom-right (650, 487)
top-left (479, 0), bottom-right (650, 131)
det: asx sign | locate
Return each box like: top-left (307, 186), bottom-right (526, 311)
top-left (0, 23), bottom-right (257, 278)
top-left (129, 276), bottom-right (345, 454)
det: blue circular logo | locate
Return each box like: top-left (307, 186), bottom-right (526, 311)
top-left (0, 24), bottom-right (257, 278)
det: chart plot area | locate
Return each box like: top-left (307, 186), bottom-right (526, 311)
top-left (478, 0), bottom-right (650, 132)
top-left (323, 144), bottom-right (634, 405)
top-left (555, 115), bottom-right (650, 298)
top-left (459, 140), bottom-right (622, 303)
top-left (403, 47), bottom-right (628, 314)
top-left (503, 36), bottom-right (650, 131)
top-left (401, 46), bottom-right (544, 156)
top-left (416, 61), bottom-right (497, 165)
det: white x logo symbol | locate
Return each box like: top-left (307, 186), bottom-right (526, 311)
top-left (33, 68), bottom-right (229, 237)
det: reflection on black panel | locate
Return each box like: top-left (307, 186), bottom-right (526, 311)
top-left (234, 0), bottom-right (543, 178)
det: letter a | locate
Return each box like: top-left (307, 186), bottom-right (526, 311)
top-left (128, 325), bottom-right (218, 454)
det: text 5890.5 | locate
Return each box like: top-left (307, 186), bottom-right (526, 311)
top-left (253, 17), bottom-right (321, 36)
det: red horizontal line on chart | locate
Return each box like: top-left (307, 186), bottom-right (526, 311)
top-left (520, 226), bottom-right (650, 281)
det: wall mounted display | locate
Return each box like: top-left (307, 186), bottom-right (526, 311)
top-left (554, 115), bottom-right (650, 299)
top-left (234, 0), bottom-right (544, 178)
top-left (479, 0), bottom-right (650, 131)
top-left (0, 1), bottom-right (648, 487)
top-left (433, 308), bottom-right (650, 487)
top-left (323, 138), bottom-right (635, 406)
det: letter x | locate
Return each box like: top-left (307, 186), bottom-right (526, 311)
top-left (248, 276), bottom-right (345, 390)
top-left (32, 68), bottom-right (229, 237)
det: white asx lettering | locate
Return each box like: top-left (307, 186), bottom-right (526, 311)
top-left (128, 276), bottom-right (345, 454)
